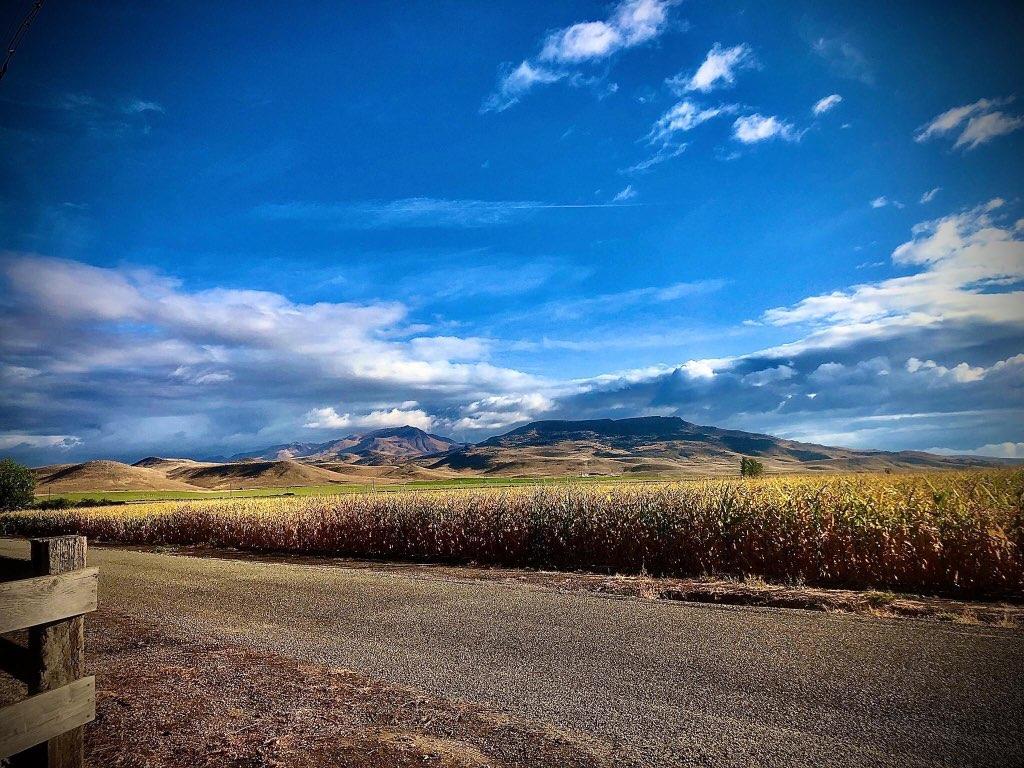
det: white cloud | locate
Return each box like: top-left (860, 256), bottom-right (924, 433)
top-left (613, 184), bottom-right (638, 202)
top-left (905, 357), bottom-right (985, 383)
top-left (731, 114), bottom-right (798, 144)
top-left (742, 365), bottom-right (795, 387)
top-left (483, 0), bottom-right (677, 112)
top-left (667, 43), bottom-right (754, 94)
top-left (812, 94), bottom-right (842, 115)
top-left (1, 254), bottom-right (541, 402)
top-left (760, 200), bottom-right (1024, 348)
top-left (927, 442), bottom-right (1024, 459)
top-left (0, 434), bottom-right (82, 451)
top-left (631, 100), bottom-right (735, 169)
top-left (955, 111), bottom-right (1024, 149)
top-left (920, 187), bottom-right (941, 204)
top-left (649, 100), bottom-right (732, 142)
top-left (539, 0), bottom-right (673, 63)
top-left (871, 196), bottom-right (904, 209)
top-left (680, 359), bottom-right (719, 380)
top-left (915, 97), bottom-right (1023, 149)
top-left (480, 61), bottom-right (565, 113)
top-left (171, 366), bottom-right (234, 385)
top-left (906, 353), bottom-right (1023, 384)
top-left (303, 407), bottom-right (352, 430)
top-left (304, 406), bottom-right (435, 432)
top-left (454, 393), bottom-right (555, 431)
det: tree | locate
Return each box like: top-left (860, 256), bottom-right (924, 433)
top-left (0, 458), bottom-right (35, 510)
top-left (740, 456), bottom-right (765, 477)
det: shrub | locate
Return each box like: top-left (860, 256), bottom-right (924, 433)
top-left (0, 458), bottom-right (35, 511)
top-left (34, 497), bottom-right (74, 510)
top-left (740, 457), bottom-right (765, 477)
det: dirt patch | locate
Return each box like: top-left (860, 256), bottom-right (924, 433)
top-left (82, 609), bottom-right (638, 768)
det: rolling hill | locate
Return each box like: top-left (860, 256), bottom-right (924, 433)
top-left (429, 417), bottom-right (1009, 476)
top-left (29, 417), bottom-right (1012, 494)
top-left (33, 460), bottom-right (200, 492)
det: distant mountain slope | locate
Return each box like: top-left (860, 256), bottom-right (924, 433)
top-left (230, 426), bottom-right (460, 464)
top-left (432, 416), bottom-right (1008, 476)
top-left (170, 460), bottom-right (348, 490)
top-left (226, 442), bottom-right (325, 462)
top-left (33, 460), bottom-right (199, 492)
top-left (30, 418), bottom-right (1011, 494)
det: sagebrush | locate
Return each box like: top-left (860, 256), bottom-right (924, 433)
top-left (3, 470), bottom-right (1022, 597)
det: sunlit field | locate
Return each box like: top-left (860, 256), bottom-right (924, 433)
top-left (33, 473), bottom-right (670, 503)
top-left (6, 470), bottom-right (1022, 599)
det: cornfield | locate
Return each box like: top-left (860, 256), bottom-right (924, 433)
top-left (4, 470), bottom-right (1022, 598)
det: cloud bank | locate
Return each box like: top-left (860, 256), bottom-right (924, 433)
top-left (2, 201), bottom-right (1021, 463)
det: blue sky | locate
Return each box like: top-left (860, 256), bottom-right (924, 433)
top-left (1, 0), bottom-right (1022, 463)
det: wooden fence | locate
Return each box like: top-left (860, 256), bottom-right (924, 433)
top-left (1, 536), bottom-right (97, 768)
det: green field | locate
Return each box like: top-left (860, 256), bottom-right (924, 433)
top-left (35, 473), bottom-right (668, 504)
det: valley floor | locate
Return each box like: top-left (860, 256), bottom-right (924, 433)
top-left (2, 540), bottom-right (1021, 767)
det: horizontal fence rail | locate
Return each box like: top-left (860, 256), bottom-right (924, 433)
top-left (0, 569), bottom-right (98, 635)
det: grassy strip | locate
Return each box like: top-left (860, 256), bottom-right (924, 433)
top-left (8, 470), bottom-right (1024, 599)
top-left (34, 473), bottom-right (669, 503)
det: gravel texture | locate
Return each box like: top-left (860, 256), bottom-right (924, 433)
top-left (2, 539), bottom-right (1022, 767)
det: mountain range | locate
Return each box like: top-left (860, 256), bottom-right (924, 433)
top-left (32, 417), bottom-right (1012, 493)
top-left (221, 426), bottom-right (461, 464)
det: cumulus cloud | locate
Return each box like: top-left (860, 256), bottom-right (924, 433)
top-left (731, 114), bottom-right (799, 144)
top-left (920, 187), bottom-right (941, 204)
top-left (760, 200), bottom-right (1024, 343)
top-left (454, 393), bottom-right (555, 431)
top-left (304, 406), bottom-right (435, 432)
top-left (906, 353), bottom-right (1023, 384)
top-left (0, 434), bottom-right (82, 451)
top-left (812, 94), bottom-right (842, 115)
top-left (5, 199), bottom-right (1021, 463)
top-left (0, 254), bottom-right (544, 460)
top-left (915, 97), bottom-right (1023, 149)
top-left (742, 365), bottom-right (795, 387)
top-left (927, 442), bottom-right (1024, 459)
top-left (482, 0), bottom-right (677, 112)
top-left (666, 43), bottom-right (755, 94)
top-left (541, 201), bottom-right (1024, 454)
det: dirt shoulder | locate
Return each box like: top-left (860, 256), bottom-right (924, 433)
top-left (71, 608), bottom-right (640, 768)
top-left (125, 544), bottom-right (1024, 627)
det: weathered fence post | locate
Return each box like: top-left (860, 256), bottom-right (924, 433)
top-left (20, 536), bottom-right (88, 768)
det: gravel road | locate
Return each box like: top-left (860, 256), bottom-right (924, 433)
top-left (2, 540), bottom-right (1021, 767)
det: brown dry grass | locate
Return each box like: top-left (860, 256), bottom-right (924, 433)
top-left (6, 469), bottom-right (1023, 598)
top-left (82, 609), bottom-right (637, 768)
